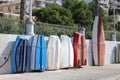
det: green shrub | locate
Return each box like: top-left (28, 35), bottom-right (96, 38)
top-left (0, 16), bottom-right (25, 34)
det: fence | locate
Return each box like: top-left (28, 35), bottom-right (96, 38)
top-left (34, 22), bottom-right (80, 37)
top-left (1, 16), bottom-right (120, 41)
top-left (34, 22), bottom-right (120, 41)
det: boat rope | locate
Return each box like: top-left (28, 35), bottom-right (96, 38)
top-left (0, 50), bottom-right (12, 68)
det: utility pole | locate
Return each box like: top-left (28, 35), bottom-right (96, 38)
top-left (26, 0), bottom-right (34, 35)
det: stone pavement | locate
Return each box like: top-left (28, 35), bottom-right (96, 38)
top-left (1, 64), bottom-right (120, 80)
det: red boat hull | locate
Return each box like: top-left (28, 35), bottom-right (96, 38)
top-left (73, 32), bottom-right (87, 66)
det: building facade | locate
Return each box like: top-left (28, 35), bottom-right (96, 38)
top-left (109, 0), bottom-right (120, 22)
top-left (98, 0), bottom-right (110, 16)
top-left (0, 0), bottom-right (45, 14)
top-left (0, 0), bottom-right (21, 13)
top-left (109, 0), bottom-right (120, 10)
top-left (0, 0), bottom-right (63, 13)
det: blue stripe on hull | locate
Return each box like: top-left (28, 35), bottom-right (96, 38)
top-left (12, 36), bottom-right (31, 73)
top-left (24, 40), bottom-right (31, 72)
top-left (41, 35), bottom-right (47, 70)
top-left (33, 35), bottom-right (47, 71)
top-left (16, 39), bottom-right (24, 72)
top-left (11, 36), bottom-right (25, 73)
top-left (36, 35), bottom-right (41, 70)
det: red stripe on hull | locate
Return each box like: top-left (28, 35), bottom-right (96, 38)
top-left (81, 35), bottom-right (87, 65)
top-left (97, 17), bottom-right (105, 66)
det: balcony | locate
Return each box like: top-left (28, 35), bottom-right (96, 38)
top-left (45, 0), bottom-right (54, 3)
top-left (98, 0), bottom-right (109, 4)
top-left (117, 15), bottom-right (120, 22)
top-left (0, 0), bottom-right (7, 1)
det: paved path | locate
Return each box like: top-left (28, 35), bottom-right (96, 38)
top-left (1, 64), bottom-right (120, 80)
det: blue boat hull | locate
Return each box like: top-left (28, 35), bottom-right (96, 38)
top-left (31, 35), bottom-right (47, 71)
top-left (11, 36), bottom-right (31, 73)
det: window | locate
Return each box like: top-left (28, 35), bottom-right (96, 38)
top-left (117, 0), bottom-right (120, 2)
top-left (15, 6), bottom-right (19, 10)
top-left (8, 7), bottom-right (11, 11)
top-left (8, 6), bottom-right (11, 12)
top-left (0, 7), bottom-right (3, 11)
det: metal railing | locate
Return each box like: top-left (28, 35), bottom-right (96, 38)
top-left (1, 16), bottom-right (120, 41)
top-left (34, 22), bottom-right (80, 37)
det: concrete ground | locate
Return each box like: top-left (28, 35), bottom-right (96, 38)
top-left (1, 64), bottom-right (120, 80)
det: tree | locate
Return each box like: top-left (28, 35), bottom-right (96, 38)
top-left (62, 0), bottom-right (93, 29)
top-left (33, 0), bottom-right (107, 30)
top-left (33, 3), bottom-right (74, 26)
top-left (62, 0), bottom-right (79, 12)
top-left (20, 0), bottom-right (26, 21)
top-left (72, 0), bottom-right (93, 27)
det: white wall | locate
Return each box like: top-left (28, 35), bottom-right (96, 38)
top-left (0, 34), bottom-right (17, 74)
top-left (86, 40), bottom-right (120, 66)
top-left (0, 34), bottom-right (31, 74)
top-left (0, 34), bottom-right (119, 74)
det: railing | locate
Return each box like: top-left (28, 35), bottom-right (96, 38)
top-left (1, 16), bottom-right (120, 41)
top-left (34, 22), bottom-right (80, 37)
top-left (34, 22), bottom-right (117, 41)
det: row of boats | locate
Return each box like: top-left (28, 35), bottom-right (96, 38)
top-left (11, 16), bottom-right (106, 73)
top-left (11, 33), bottom-right (87, 73)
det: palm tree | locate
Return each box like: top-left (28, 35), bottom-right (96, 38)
top-left (20, 0), bottom-right (26, 21)
top-left (94, 0), bottom-right (98, 16)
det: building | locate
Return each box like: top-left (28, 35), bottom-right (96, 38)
top-left (34, 0), bottom-right (46, 8)
top-left (0, 0), bottom-right (42, 14)
top-left (0, 0), bottom-right (63, 14)
top-left (0, 0), bottom-right (21, 13)
top-left (98, 0), bottom-right (110, 16)
top-left (85, 0), bottom-right (110, 16)
top-left (109, 0), bottom-right (120, 14)
top-left (97, 0), bottom-right (120, 22)
top-left (45, 0), bottom-right (62, 5)
top-left (0, 0), bottom-right (14, 3)
top-left (109, 0), bottom-right (120, 22)
top-left (109, 0), bottom-right (120, 11)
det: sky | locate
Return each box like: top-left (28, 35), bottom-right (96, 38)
top-left (85, 0), bottom-right (109, 3)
